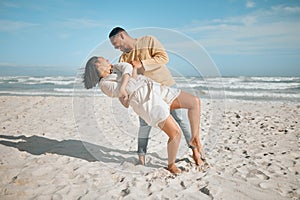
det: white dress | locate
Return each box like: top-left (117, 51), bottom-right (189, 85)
top-left (99, 62), bottom-right (180, 128)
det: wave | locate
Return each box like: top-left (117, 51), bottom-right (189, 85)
top-left (241, 76), bottom-right (300, 83)
top-left (207, 90), bottom-right (300, 99)
top-left (1, 76), bottom-right (76, 86)
top-left (176, 77), bottom-right (300, 91)
top-left (0, 90), bottom-right (105, 97)
top-left (0, 76), bottom-right (299, 101)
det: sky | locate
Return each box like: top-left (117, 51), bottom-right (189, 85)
top-left (0, 0), bottom-right (299, 76)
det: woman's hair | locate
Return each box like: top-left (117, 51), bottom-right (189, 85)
top-left (83, 56), bottom-right (101, 89)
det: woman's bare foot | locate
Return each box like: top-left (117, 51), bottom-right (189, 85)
top-left (189, 137), bottom-right (200, 149)
top-left (192, 148), bottom-right (206, 166)
top-left (168, 163), bottom-right (181, 174)
top-left (190, 137), bottom-right (206, 165)
top-left (138, 155), bottom-right (145, 165)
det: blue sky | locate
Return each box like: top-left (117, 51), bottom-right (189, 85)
top-left (0, 0), bottom-right (299, 76)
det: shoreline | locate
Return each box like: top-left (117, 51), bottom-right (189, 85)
top-left (1, 75), bottom-right (299, 102)
top-left (1, 94), bottom-right (300, 103)
top-left (0, 96), bottom-right (299, 199)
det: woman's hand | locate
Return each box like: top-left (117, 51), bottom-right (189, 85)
top-left (130, 60), bottom-right (142, 69)
top-left (118, 89), bottom-right (129, 108)
top-left (130, 61), bottom-right (142, 79)
top-left (119, 73), bottom-right (130, 108)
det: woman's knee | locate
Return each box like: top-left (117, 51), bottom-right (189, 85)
top-left (169, 126), bottom-right (181, 140)
top-left (159, 115), bottom-right (182, 140)
top-left (192, 96), bottom-right (201, 109)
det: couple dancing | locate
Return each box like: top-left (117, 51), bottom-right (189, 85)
top-left (83, 27), bottom-right (206, 174)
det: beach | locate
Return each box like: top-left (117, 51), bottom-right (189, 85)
top-left (0, 95), bottom-right (299, 199)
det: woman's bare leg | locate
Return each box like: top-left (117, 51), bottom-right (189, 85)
top-left (170, 91), bottom-right (205, 165)
top-left (158, 115), bottom-right (181, 174)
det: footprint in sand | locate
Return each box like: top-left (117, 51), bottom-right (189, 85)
top-left (246, 169), bottom-right (270, 180)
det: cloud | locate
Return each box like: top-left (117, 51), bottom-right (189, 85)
top-left (180, 5), bottom-right (300, 55)
top-left (0, 1), bottom-right (19, 8)
top-left (271, 5), bottom-right (300, 14)
top-left (0, 62), bottom-right (18, 67)
top-left (0, 62), bottom-right (75, 68)
top-left (0, 20), bottom-right (38, 32)
top-left (55, 18), bottom-right (107, 29)
top-left (246, 0), bottom-right (255, 8)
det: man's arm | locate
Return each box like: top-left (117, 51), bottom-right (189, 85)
top-left (130, 36), bottom-right (168, 73)
top-left (140, 36), bottom-right (169, 70)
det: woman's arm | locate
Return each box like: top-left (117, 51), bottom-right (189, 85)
top-left (100, 63), bottom-right (133, 108)
top-left (113, 62), bottom-right (135, 108)
top-left (132, 66), bottom-right (137, 79)
top-left (118, 73), bottom-right (130, 108)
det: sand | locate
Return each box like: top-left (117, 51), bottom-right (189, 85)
top-left (0, 96), bottom-right (299, 199)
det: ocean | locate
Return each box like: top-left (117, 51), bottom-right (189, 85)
top-left (0, 76), bottom-right (299, 102)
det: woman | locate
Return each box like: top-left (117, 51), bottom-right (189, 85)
top-left (83, 56), bottom-right (205, 174)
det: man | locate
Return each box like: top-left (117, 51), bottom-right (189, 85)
top-left (109, 27), bottom-right (202, 166)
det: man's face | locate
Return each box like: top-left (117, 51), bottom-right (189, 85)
top-left (110, 33), bottom-right (129, 53)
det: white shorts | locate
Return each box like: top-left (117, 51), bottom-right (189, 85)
top-left (129, 82), bottom-right (181, 128)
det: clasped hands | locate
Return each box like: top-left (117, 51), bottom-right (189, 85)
top-left (130, 60), bottom-right (143, 69)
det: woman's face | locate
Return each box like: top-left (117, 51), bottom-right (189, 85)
top-left (95, 57), bottom-right (112, 78)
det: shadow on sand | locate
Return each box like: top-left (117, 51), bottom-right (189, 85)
top-left (0, 134), bottom-right (164, 168)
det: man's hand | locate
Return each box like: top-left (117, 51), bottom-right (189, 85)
top-left (118, 89), bottom-right (129, 108)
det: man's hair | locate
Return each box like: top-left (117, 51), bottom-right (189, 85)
top-left (109, 27), bottom-right (125, 38)
top-left (83, 56), bottom-right (101, 89)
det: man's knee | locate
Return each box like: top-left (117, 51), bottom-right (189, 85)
top-left (171, 109), bottom-right (184, 122)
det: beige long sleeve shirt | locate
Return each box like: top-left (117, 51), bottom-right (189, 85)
top-left (119, 35), bottom-right (175, 87)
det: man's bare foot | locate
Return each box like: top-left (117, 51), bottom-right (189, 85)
top-left (138, 155), bottom-right (145, 165)
top-left (168, 163), bottom-right (181, 174)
